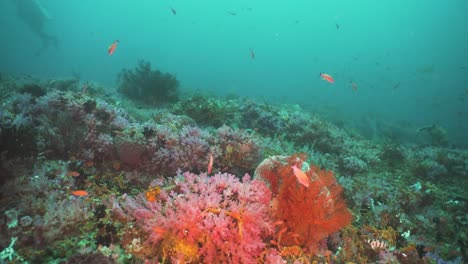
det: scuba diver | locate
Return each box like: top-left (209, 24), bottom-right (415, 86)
top-left (11, 0), bottom-right (59, 56)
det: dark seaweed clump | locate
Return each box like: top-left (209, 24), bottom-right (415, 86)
top-left (117, 60), bottom-right (179, 105)
top-left (19, 84), bottom-right (47, 98)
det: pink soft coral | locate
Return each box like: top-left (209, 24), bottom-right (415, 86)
top-left (112, 171), bottom-right (273, 263)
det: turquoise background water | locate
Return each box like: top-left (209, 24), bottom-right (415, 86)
top-left (1, 0), bottom-right (467, 145)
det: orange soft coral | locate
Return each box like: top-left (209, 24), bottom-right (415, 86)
top-left (255, 154), bottom-right (352, 254)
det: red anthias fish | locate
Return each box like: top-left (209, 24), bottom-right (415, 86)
top-left (291, 165), bottom-right (310, 187)
top-left (71, 190), bottom-right (88, 197)
top-left (320, 72), bottom-right (334, 83)
top-left (108, 40), bottom-right (119, 56)
top-left (207, 153), bottom-right (213, 174)
top-left (350, 81), bottom-right (358, 91)
top-left (66, 171), bottom-right (80, 177)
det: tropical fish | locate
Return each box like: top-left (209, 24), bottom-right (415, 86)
top-left (107, 40), bottom-right (119, 56)
top-left (272, 220), bottom-right (284, 226)
top-left (320, 73), bottom-right (334, 83)
top-left (291, 233), bottom-right (301, 244)
top-left (170, 7), bottom-right (177, 15)
top-left (350, 81), bottom-right (358, 91)
top-left (153, 226), bottom-right (166, 235)
top-left (146, 186), bottom-right (161, 202)
top-left (113, 161), bottom-right (121, 170)
top-left (66, 171), bottom-right (80, 177)
top-left (71, 190), bottom-right (88, 197)
top-left (291, 165), bottom-right (310, 187)
top-left (207, 153), bottom-right (214, 174)
top-left (367, 239), bottom-right (388, 250)
top-left (250, 49), bottom-right (255, 60)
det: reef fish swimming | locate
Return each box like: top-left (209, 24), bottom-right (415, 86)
top-left (107, 40), bottom-right (119, 56)
top-left (71, 190), bottom-right (88, 197)
top-left (350, 81), bottom-right (358, 91)
top-left (291, 165), bottom-right (310, 187)
top-left (207, 153), bottom-right (213, 174)
top-left (66, 171), bottom-right (80, 177)
top-left (320, 73), bottom-right (334, 83)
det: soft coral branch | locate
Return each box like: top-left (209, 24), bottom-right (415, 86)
top-left (112, 172), bottom-right (273, 263)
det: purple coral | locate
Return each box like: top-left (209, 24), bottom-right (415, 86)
top-left (146, 126), bottom-right (211, 174)
top-left (213, 125), bottom-right (262, 175)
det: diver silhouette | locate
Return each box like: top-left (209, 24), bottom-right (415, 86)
top-left (11, 0), bottom-right (59, 56)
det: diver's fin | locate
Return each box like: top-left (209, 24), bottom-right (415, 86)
top-left (34, 32), bottom-right (59, 56)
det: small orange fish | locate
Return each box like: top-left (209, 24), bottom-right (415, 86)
top-left (250, 49), bottom-right (255, 60)
top-left (273, 220), bottom-right (284, 226)
top-left (350, 81), bottom-right (358, 91)
top-left (153, 226), bottom-right (166, 235)
top-left (320, 72), bottom-right (334, 83)
top-left (146, 186), bottom-right (161, 202)
top-left (207, 153), bottom-right (214, 174)
top-left (291, 233), bottom-right (301, 244)
top-left (71, 190), bottom-right (88, 197)
top-left (291, 165), bottom-right (310, 187)
top-left (67, 171), bottom-right (80, 177)
top-left (107, 40), bottom-right (119, 56)
top-left (278, 227), bottom-right (288, 236)
top-left (113, 161), bottom-right (121, 171)
top-left (85, 160), bottom-right (94, 167)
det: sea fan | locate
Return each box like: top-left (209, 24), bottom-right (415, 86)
top-left (255, 154), bottom-right (352, 254)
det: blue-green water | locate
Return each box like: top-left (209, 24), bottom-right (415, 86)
top-left (1, 0), bottom-right (467, 146)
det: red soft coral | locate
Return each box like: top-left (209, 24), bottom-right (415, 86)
top-left (255, 154), bottom-right (352, 254)
top-left (113, 171), bottom-right (273, 263)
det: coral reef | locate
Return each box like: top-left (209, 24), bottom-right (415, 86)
top-left (111, 171), bottom-right (273, 263)
top-left (172, 95), bottom-right (238, 127)
top-left (0, 74), bottom-right (466, 263)
top-left (117, 60), bottom-right (179, 105)
top-left (239, 100), bottom-right (284, 136)
top-left (340, 155), bottom-right (368, 175)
